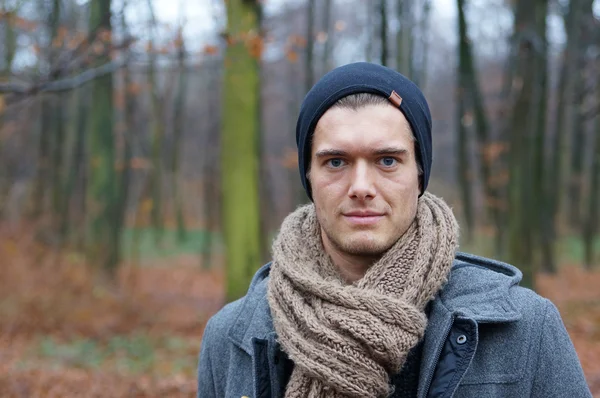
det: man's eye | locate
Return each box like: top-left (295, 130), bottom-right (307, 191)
top-left (379, 157), bottom-right (397, 167)
top-left (327, 158), bottom-right (345, 168)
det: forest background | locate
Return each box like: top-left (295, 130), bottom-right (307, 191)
top-left (0, 0), bottom-right (599, 396)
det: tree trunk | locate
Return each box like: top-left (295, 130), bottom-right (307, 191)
top-left (366, 0), bottom-right (374, 62)
top-left (458, 0), bottom-right (501, 241)
top-left (87, 0), bottom-right (118, 273)
top-left (321, 0), bottom-right (332, 75)
top-left (544, 0), bottom-right (585, 271)
top-left (60, 87), bottom-right (89, 243)
top-left (305, 0), bottom-right (315, 94)
top-left (456, 0), bottom-right (473, 242)
top-left (395, 0), bottom-right (412, 78)
top-left (567, 0), bottom-right (594, 230)
top-left (582, 0), bottom-right (599, 269)
top-left (145, 0), bottom-right (164, 240)
top-left (583, 96), bottom-right (600, 269)
top-left (172, 28), bottom-right (187, 242)
top-left (115, 0), bottom-right (135, 263)
top-left (380, 0), bottom-right (388, 66)
top-left (418, 0), bottom-right (432, 89)
top-left (0, 5), bottom-right (17, 209)
top-left (222, 0), bottom-right (263, 301)
top-left (33, 0), bottom-right (62, 220)
top-left (567, 56), bottom-right (586, 229)
top-left (532, 0), bottom-right (551, 273)
top-left (33, 97), bottom-right (52, 217)
top-left (506, 0), bottom-right (546, 290)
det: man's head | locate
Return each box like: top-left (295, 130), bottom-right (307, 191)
top-left (295, 62), bottom-right (433, 260)
top-left (309, 93), bottom-right (423, 257)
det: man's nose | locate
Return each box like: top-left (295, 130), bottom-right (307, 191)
top-left (348, 161), bottom-right (376, 200)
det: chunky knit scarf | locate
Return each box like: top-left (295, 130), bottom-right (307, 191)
top-left (267, 192), bottom-right (459, 398)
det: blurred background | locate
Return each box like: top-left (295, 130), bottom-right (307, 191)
top-left (0, 0), bottom-right (599, 396)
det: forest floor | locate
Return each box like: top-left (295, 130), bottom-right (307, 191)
top-left (0, 231), bottom-right (599, 397)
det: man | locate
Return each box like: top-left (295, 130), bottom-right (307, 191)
top-left (197, 63), bottom-right (591, 398)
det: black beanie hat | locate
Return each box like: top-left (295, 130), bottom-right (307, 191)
top-left (296, 62), bottom-right (433, 201)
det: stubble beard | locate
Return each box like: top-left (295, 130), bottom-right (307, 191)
top-left (321, 221), bottom-right (397, 258)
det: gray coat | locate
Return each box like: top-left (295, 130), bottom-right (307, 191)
top-left (197, 252), bottom-right (592, 398)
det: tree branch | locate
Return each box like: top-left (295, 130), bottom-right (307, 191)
top-left (0, 56), bottom-right (128, 95)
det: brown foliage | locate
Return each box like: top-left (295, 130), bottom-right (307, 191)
top-left (538, 266), bottom-right (600, 394)
top-left (0, 228), bottom-right (225, 397)
top-left (1, 228), bottom-right (598, 396)
top-left (202, 45), bottom-right (219, 56)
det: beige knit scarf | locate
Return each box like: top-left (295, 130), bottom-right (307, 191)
top-left (267, 192), bottom-right (459, 398)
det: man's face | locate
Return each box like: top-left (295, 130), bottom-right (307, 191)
top-left (309, 103), bottom-right (421, 258)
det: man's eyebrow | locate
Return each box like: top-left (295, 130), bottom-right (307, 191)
top-left (373, 147), bottom-right (409, 156)
top-left (315, 148), bottom-right (409, 158)
top-left (314, 149), bottom-right (348, 158)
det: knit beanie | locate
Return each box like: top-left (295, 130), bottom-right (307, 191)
top-left (296, 62), bottom-right (433, 200)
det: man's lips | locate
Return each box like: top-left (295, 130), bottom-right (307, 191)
top-left (342, 211), bottom-right (385, 225)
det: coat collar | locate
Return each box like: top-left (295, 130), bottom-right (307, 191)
top-left (227, 252), bottom-right (523, 355)
top-left (228, 263), bottom-right (274, 355)
top-left (437, 252), bottom-right (522, 323)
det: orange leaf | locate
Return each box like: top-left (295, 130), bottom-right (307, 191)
top-left (98, 29), bottom-right (112, 43)
top-left (288, 35), bottom-right (306, 48)
top-left (14, 16), bottom-right (37, 31)
top-left (335, 20), bottom-right (346, 32)
top-left (203, 45), bottom-right (219, 55)
top-left (286, 50), bottom-right (298, 63)
top-left (130, 157), bottom-right (151, 170)
top-left (174, 31), bottom-right (185, 49)
top-left (92, 41), bottom-right (105, 55)
top-left (246, 34), bottom-right (263, 59)
top-left (127, 82), bottom-right (142, 96)
top-left (316, 31), bottom-right (328, 43)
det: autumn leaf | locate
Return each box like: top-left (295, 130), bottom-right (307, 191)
top-left (316, 31), bottom-right (328, 43)
top-left (114, 89), bottom-right (125, 111)
top-left (203, 45), bottom-right (219, 55)
top-left (141, 198), bottom-right (154, 213)
top-left (481, 142), bottom-right (507, 164)
top-left (174, 31), bottom-right (185, 49)
top-left (286, 50), bottom-right (298, 63)
top-left (288, 34), bottom-right (306, 48)
top-left (130, 157), bottom-right (151, 170)
top-left (246, 34), bottom-right (264, 59)
top-left (92, 41), bottom-right (105, 55)
top-left (335, 20), bottom-right (347, 32)
top-left (13, 16), bottom-right (38, 31)
top-left (67, 36), bottom-right (81, 50)
top-left (57, 26), bottom-right (68, 42)
top-left (98, 28), bottom-right (112, 43)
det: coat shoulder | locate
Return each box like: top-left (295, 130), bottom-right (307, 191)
top-left (447, 252), bottom-right (550, 322)
top-left (205, 297), bottom-right (245, 337)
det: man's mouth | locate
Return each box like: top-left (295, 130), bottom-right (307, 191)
top-left (342, 211), bottom-right (385, 226)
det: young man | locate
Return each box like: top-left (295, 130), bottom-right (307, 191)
top-left (197, 63), bottom-right (591, 398)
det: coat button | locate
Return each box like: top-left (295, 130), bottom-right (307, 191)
top-left (457, 334), bottom-right (467, 344)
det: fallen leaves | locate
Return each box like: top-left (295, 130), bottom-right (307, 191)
top-left (0, 230), bottom-right (598, 396)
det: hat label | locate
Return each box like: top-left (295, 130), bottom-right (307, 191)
top-left (388, 90), bottom-right (403, 107)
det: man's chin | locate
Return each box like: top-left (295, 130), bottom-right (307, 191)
top-left (337, 236), bottom-right (391, 257)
